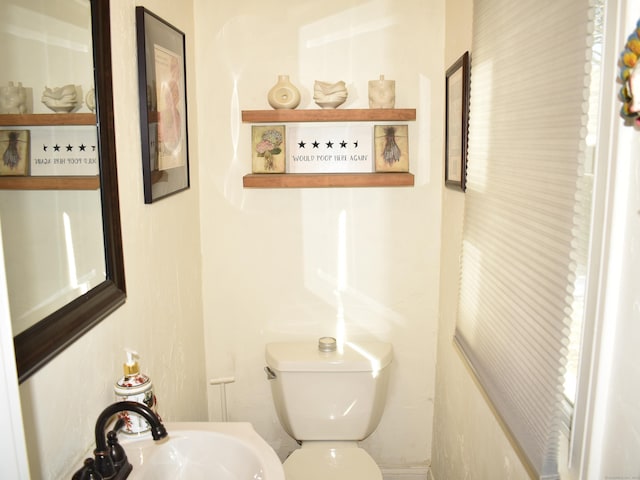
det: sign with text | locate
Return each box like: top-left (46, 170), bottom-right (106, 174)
top-left (286, 125), bottom-right (372, 173)
top-left (29, 126), bottom-right (99, 176)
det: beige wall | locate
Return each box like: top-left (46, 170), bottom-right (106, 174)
top-left (16, 0), bottom-right (446, 477)
top-left (17, 0), bottom-right (208, 477)
top-left (10, 0), bottom-right (639, 478)
top-left (430, 0), bottom-right (531, 478)
top-left (194, 0), bottom-right (444, 470)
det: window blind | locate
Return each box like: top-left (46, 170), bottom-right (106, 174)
top-left (454, 0), bottom-right (594, 478)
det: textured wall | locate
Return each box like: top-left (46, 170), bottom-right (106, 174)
top-left (194, 0), bottom-right (444, 469)
top-left (17, 0), bottom-right (208, 478)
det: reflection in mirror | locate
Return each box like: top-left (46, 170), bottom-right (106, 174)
top-left (0, 0), bottom-right (105, 335)
top-left (0, 0), bottom-right (125, 382)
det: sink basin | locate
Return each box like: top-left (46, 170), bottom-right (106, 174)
top-left (120, 422), bottom-right (284, 480)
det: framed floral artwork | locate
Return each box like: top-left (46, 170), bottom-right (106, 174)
top-left (252, 125), bottom-right (286, 173)
top-left (136, 7), bottom-right (190, 203)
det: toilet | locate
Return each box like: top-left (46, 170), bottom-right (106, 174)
top-left (265, 337), bottom-right (393, 480)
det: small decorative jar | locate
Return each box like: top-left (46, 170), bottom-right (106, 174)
top-left (85, 88), bottom-right (96, 112)
top-left (368, 75), bottom-right (395, 109)
top-left (267, 75), bottom-right (301, 110)
top-left (0, 82), bottom-right (29, 114)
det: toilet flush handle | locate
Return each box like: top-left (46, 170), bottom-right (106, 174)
top-left (318, 336), bottom-right (337, 352)
top-left (264, 366), bottom-right (277, 380)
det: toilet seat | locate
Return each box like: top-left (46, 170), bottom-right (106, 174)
top-left (283, 443), bottom-right (383, 480)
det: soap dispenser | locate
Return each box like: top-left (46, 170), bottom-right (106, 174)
top-left (114, 349), bottom-right (159, 434)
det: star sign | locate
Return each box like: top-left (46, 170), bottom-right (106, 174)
top-left (353, 141), bottom-right (359, 148)
top-left (66, 144), bottom-right (73, 152)
top-left (326, 140), bottom-right (334, 148)
top-left (43, 145), bottom-right (48, 152)
top-left (79, 144), bottom-right (86, 151)
top-left (340, 140), bottom-right (347, 148)
top-left (298, 140), bottom-right (306, 148)
top-left (53, 144), bottom-right (61, 152)
top-left (312, 141), bottom-right (320, 148)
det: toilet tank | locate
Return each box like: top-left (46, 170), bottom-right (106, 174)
top-left (265, 340), bottom-right (393, 441)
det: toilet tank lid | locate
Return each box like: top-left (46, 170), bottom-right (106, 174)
top-left (265, 341), bottom-right (393, 372)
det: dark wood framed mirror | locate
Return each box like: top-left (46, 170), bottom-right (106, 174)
top-left (13, 0), bottom-right (126, 383)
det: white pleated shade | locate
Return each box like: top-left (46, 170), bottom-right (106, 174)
top-left (454, 0), bottom-right (595, 477)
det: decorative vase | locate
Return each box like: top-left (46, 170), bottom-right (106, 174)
top-left (368, 75), bottom-right (395, 109)
top-left (267, 75), bottom-right (301, 110)
top-left (0, 81), bottom-right (29, 114)
top-left (313, 80), bottom-right (348, 109)
top-left (86, 88), bottom-right (96, 112)
top-left (41, 84), bottom-right (80, 113)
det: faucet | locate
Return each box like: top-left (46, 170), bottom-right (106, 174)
top-left (72, 401), bottom-right (167, 480)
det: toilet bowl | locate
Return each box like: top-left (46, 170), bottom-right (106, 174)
top-left (264, 338), bottom-right (393, 480)
top-left (284, 442), bottom-right (382, 480)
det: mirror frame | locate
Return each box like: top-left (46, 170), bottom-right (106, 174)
top-left (13, 0), bottom-right (126, 383)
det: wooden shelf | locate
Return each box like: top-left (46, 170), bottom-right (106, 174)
top-left (0, 113), bottom-right (96, 127)
top-left (243, 172), bottom-right (414, 188)
top-left (0, 114), bottom-right (99, 190)
top-left (242, 108), bottom-right (416, 123)
top-left (242, 108), bottom-right (416, 189)
top-left (0, 176), bottom-right (100, 190)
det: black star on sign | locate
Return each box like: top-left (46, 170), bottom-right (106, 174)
top-left (326, 141), bottom-right (333, 148)
top-left (66, 144), bottom-right (73, 152)
top-left (298, 141), bottom-right (306, 148)
top-left (79, 144), bottom-right (86, 151)
top-left (43, 145), bottom-right (48, 152)
top-left (312, 141), bottom-right (320, 148)
top-left (340, 141), bottom-right (347, 148)
top-left (53, 144), bottom-right (61, 152)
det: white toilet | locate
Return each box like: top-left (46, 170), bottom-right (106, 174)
top-left (265, 338), bottom-right (393, 480)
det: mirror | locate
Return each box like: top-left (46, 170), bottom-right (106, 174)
top-left (0, 0), bottom-right (125, 382)
top-left (1, 0), bottom-right (105, 336)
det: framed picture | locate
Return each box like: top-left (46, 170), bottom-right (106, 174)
top-left (136, 7), bottom-right (190, 203)
top-left (0, 130), bottom-right (30, 176)
top-left (374, 124), bottom-right (409, 172)
top-left (252, 125), bottom-right (286, 173)
top-left (445, 51), bottom-right (470, 191)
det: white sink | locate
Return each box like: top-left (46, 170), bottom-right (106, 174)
top-left (120, 422), bottom-right (284, 480)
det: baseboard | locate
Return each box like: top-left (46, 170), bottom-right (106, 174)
top-left (380, 465), bottom-right (430, 480)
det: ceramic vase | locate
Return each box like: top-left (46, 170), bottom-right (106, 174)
top-left (267, 75), bottom-right (301, 110)
top-left (368, 75), bottom-right (395, 109)
top-left (0, 81), bottom-right (29, 114)
top-left (313, 80), bottom-right (348, 109)
top-left (41, 84), bottom-right (81, 113)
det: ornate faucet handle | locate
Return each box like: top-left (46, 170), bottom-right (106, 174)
top-left (71, 458), bottom-right (104, 480)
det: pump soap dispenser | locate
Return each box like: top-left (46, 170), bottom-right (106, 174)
top-left (114, 349), bottom-right (159, 434)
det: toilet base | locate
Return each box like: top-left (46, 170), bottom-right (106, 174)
top-left (283, 442), bottom-right (383, 480)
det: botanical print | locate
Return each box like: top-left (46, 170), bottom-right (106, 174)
top-left (447, 66), bottom-right (463, 181)
top-left (0, 130), bottom-right (29, 176)
top-left (154, 44), bottom-right (186, 170)
top-left (374, 124), bottom-right (409, 172)
top-left (252, 125), bottom-right (285, 173)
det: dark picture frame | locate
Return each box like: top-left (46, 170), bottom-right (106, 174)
top-left (136, 7), bottom-right (190, 203)
top-left (445, 51), bottom-right (470, 192)
top-left (0, 130), bottom-right (30, 176)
